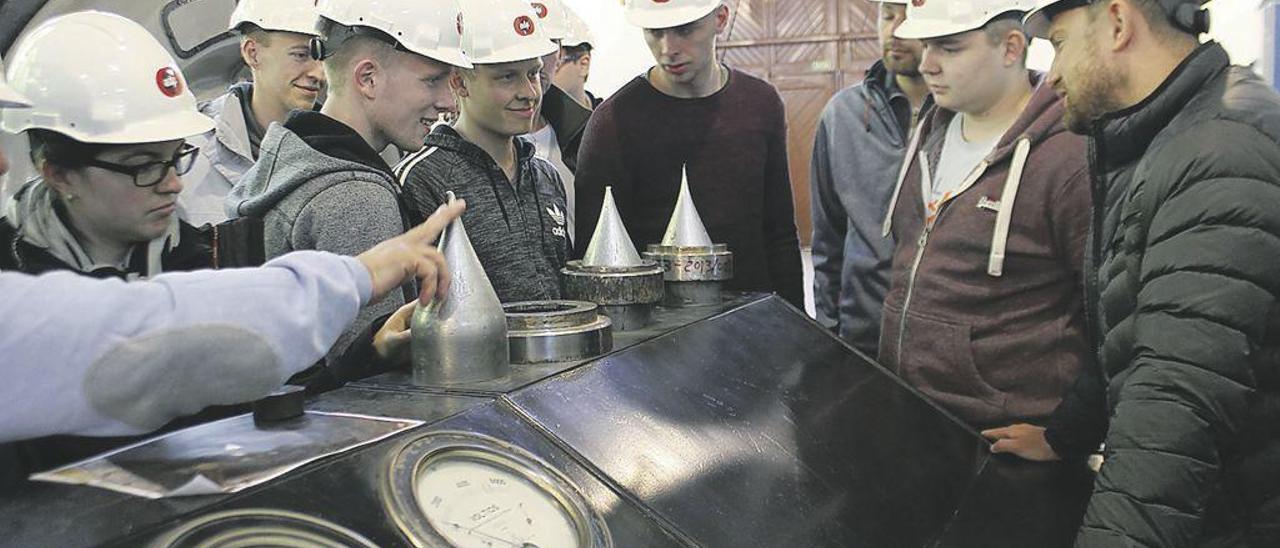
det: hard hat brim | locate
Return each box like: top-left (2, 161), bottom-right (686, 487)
top-left (624, 4), bottom-right (721, 30)
top-left (4, 109), bottom-right (215, 144)
top-left (467, 38), bottom-right (559, 66)
top-left (893, 18), bottom-right (980, 40)
top-left (407, 46), bottom-right (475, 69)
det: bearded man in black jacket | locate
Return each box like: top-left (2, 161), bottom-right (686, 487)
top-left (978, 0), bottom-right (1280, 546)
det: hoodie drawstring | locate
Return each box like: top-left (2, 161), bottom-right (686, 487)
top-left (882, 117), bottom-right (929, 238)
top-left (987, 138), bottom-right (1032, 277)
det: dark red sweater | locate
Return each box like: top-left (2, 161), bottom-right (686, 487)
top-left (573, 68), bottom-right (804, 307)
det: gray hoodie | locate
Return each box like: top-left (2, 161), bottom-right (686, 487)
top-left (224, 110), bottom-right (410, 379)
top-left (810, 61), bottom-right (926, 356)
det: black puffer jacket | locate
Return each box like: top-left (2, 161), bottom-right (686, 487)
top-left (1049, 43), bottom-right (1280, 547)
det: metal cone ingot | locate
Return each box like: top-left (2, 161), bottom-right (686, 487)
top-left (411, 192), bottom-right (510, 385)
top-left (582, 187), bottom-right (644, 268)
top-left (660, 166), bottom-right (714, 248)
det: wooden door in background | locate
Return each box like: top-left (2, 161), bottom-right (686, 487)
top-left (719, 0), bottom-right (882, 246)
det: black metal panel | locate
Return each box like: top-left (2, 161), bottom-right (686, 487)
top-left (508, 296), bottom-right (1088, 547)
top-left (354, 293), bottom-right (765, 397)
top-left (109, 401), bottom-right (686, 548)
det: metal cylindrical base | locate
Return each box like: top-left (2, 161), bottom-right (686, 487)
top-left (664, 281), bottom-right (722, 307)
top-left (600, 303), bottom-right (655, 331)
top-left (504, 301), bottom-right (614, 364)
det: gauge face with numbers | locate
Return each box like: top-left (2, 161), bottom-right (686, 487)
top-left (415, 450), bottom-right (580, 548)
top-left (385, 431), bottom-right (611, 548)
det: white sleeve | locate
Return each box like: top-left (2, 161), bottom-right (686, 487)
top-left (0, 251), bottom-right (373, 443)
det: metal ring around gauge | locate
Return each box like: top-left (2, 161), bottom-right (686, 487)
top-left (382, 431), bottom-right (613, 548)
top-left (146, 508), bottom-right (379, 548)
top-left (504, 301), bottom-right (614, 364)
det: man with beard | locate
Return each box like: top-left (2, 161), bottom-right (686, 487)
top-left (810, 0), bottom-right (929, 355)
top-left (983, 0), bottom-right (1280, 545)
top-left (225, 0), bottom-right (472, 385)
top-left (877, 0), bottom-right (1092, 430)
top-left (180, 0), bottom-right (325, 227)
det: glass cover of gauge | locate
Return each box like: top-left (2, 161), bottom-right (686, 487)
top-left (415, 449), bottom-right (580, 548)
top-left (385, 431), bottom-right (610, 548)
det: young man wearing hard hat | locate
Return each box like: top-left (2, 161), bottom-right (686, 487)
top-left (178, 0), bottom-right (326, 227)
top-left (985, 1), bottom-right (1280, 545)
top-left (876, 0), bottom-right (1091, 432)
top-left (810, 0), bottom-right (929, 356)
top-left (573, 0), bottom-right (804, 308)
top-left (397, 0), bottom-right (570, 303)
top-left (225, 0), bottom-right (473, 384)
top-left (553, 8), bottom-right (599, 110)
top-left (0, 11), bottom-right (466, 492)
top-left (0, 12), bottom-right (216, 279)
top-left (526, 0), bottom-right (592, 244)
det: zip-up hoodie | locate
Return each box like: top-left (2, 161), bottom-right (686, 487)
top-left (877, 78), bottom-right (1091, 428)
top-left (810, 60), bottom-right (927, 355)
top-left (178, 82), bottom-right (258, 227)
top-left (396, 124), bottom-right (568, 303)
top-left (224, 110), bottom-right (410, 380)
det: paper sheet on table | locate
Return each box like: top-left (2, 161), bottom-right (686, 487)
top-left (30, 411), bottom-right (422, 498)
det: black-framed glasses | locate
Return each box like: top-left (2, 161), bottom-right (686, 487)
top-left (81, 143), bottom-right (199, 188)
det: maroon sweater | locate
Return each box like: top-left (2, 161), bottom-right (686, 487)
top-left (878, 81), bottom-right (1091, 428)
top-left (573, 68), bottom-right (804, 307)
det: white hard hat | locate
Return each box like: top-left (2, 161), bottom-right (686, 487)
top-left (229, 0), bottom-right (321, 36)
top-left (561, 7), bottom-right (594, 48)
top-left (895, 0), bottom-right (1036, 40)
top-left (316, 0), bottom-right (473, 68)
top-left (624, 0), bottom-right (723, 30)
top-left (0, 11), bottom-right (213, 144)
top-left (0, 57), bottom-right (30, 109)
top-left (460, 0), bottom-right (558, 64)
top-left (528, 0), bottom-right (570, 41)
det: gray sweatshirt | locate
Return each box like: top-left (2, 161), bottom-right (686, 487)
top-left (224, 111), bottom-right (410, 380)
top-left (395, 125), bottom-right (569, 303)
top-left (810, 62), bottom-right (925, 355)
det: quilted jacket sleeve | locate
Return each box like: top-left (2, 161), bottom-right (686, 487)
top-left (1077, 121), bottom-right (1280, 547)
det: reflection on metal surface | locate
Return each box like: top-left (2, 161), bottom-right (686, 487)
top-left (384, 431), bottom-right (612, 548)
top-left (643, 167), bottom-right (734, 307)
top-left (563, 187), bottom-right (665, 331)
top-left (412, 191), bottom-right (510, 387)
top-left (504, 301), bottom-right (613, 365)
top-left (147, 508), bottom-right (379, 548)
top-left (31, 412), bottom-right (422, 498)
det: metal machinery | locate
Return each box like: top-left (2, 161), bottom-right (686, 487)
top-left (0, 2), bottom-right (1093, 546)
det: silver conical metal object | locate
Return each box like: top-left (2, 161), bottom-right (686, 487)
top-left (582, 187), bottom-right (644, 268)
top-left (660, 166), bottom-right (714, 248)
top-left (643, 165), bottom-right (733, 307)
top-left (411, 192), bottom-right (510, 386)
top-left (562, 188), bottom-right (664, 331)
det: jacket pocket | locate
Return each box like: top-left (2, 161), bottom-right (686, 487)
top-left (897, 309), bottom-right (1007, 423)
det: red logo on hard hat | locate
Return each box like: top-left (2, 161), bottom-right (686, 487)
top-left (653, 0), bottom-right (671, 3)
top-left (531, 2), bottom-right (548, 18)
top-left (155, 67), bottom-right (184, 98)
top-left (911, 0), bottom-right (925, 6)
top-left (514, 15), bottom-right (536, 36)
top-left (457, 12), bottom-right (464, 35)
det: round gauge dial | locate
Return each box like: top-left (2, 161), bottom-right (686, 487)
top-left (416, 450), bottom-right (579, 548)
top-left (385, 431), bottom-right (611, 548)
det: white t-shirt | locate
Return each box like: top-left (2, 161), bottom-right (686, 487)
top-left (527, 124), bottom-right (577, 242)
top-left (923, 114), bottom-right (999, 224)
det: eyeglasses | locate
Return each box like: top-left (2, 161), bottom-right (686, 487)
top-left (81, 143), bottom-right (199, 188)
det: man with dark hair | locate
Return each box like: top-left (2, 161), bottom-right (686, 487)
top-left (810, 0), bottom-right (928, 355)
top-left (877, 0), bottom-right (1092, 430)
top-left (574, 0), bottom-right (804, 307)
top-left (224, 0), bottom-right (472, 384)
top-left (984, 0), bottom-right (1280, 545)
top-left (180, 0), bottom-right (325, 227)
